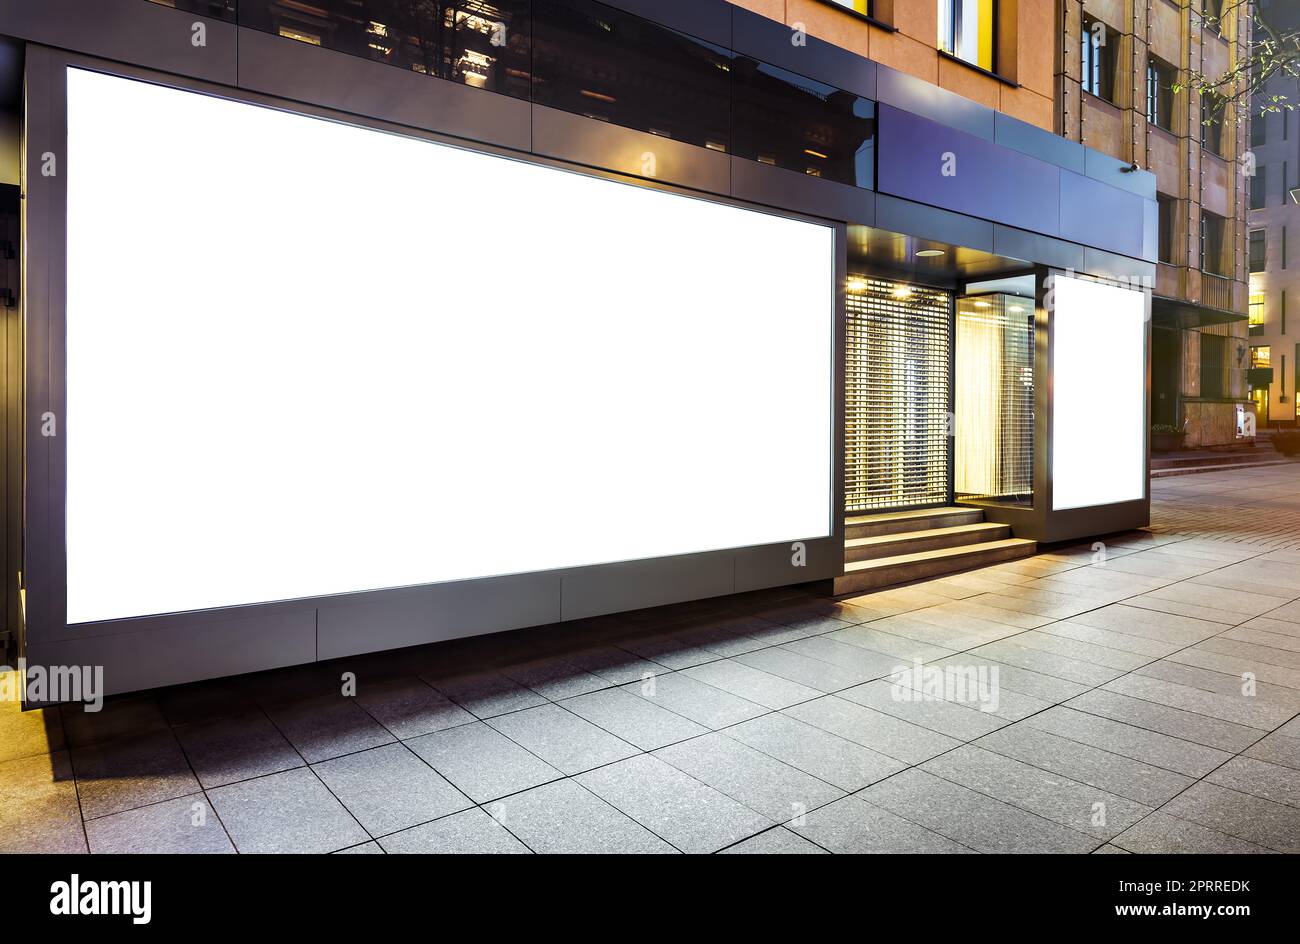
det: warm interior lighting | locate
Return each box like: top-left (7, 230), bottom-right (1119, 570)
top-left (804, 148), bottom-right (829, 159)
top-left (915, 249), bottom-right (945, 257)
top-left (846, 278), bottom-right (869, 293)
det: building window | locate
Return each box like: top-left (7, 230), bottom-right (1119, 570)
top-left (1157, 193), bottom-right (1177, 264)
top-left (1201, 0), bottom-right (1225, 34)
top-left (1250, 230), bottom-right (1267, 272)
top-left (939, 0), bottom-right (996, 73)
top-left (1202, 211), bottom-right (1229, 275)
top-left (1146, 57), bottom-right (1175, 130)
top-left (531, 0), bottom-right (731, 152)
top-left (1251, 166), bottom-right (1267, 209)
top-left (1081, 17), bottom-right (1116, 102)
top-left (1252, 99), bottom-right (1267, 146)
top-left (826, 1), bottom-right (873, 15)
top-left (1201, 93), bottom-right (1226, 156)
top-left (732, 59), bottom-right (876, 188)
top-left (1250, 292), bottom-right (1266, 334)
top-left (1251, 345), bottom-right (1271, 369)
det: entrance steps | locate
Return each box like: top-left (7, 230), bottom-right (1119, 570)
top-left (834, 506), bottom-right (1036, 595)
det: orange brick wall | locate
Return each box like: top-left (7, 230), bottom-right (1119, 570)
top-left (726, 0), bottom-right (1056, 131)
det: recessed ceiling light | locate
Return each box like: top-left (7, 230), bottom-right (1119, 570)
top-left (846, 278), bottom-right (868, 293)
top-left (915, 249), bottom-right (945, 257)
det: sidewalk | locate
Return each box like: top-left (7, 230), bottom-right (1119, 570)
top-left (2, 466), bottom-right (1299, 853)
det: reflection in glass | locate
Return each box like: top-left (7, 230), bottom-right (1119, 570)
top-left (530, 0), bottom-right (731, 151)
top-left (732, 59), bottom-right (875, 188)
top-left (238, 1), bottom-right (533, 100)
top-left (955, 293), bottom-right (1034, 505)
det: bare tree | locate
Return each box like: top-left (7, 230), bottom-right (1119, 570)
top-left (1177, 0), bottom-right (1299, 121)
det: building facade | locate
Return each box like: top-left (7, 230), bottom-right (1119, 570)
top-left (1054, 0), bottom-right (1253, 446)
top-left (2, 0), bottom-right (1155, 698)
top-left (1245, 0), bottom-right (1300, 427)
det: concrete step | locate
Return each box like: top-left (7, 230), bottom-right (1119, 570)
top-left (833, 538), bottom-right (1038, 595)
top-left (844, 505), bottom-right (984, 540)
top-left (844, 522), bottom-right (1012, 562)
top-left (1151, 458), bottom-right (1298, 478)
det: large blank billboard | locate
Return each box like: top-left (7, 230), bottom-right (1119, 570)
top-left (1051, 274), bottom-right (1146, 511)
top-left (64, 69), bottom-right (835, 625)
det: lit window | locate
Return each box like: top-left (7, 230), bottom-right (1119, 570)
top-left (939, 0), bottom-right (996, 73)
top-left (828, 1), bottom-right (872, 14)
top-left (1249, 293), bottom-right (1266, 327)
top-left (1252, 345), bottom-right (1271, 368)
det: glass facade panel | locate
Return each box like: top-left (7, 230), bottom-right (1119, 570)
top-left (732, 60), bottom-right (876, 187)
top-left (238, 1), bottom-right (533, 100)
top-left (955, 294), bottom-right (1034, 505)
top-left (531, 0), bottom-right (731, 151)
top-left (1081, 17), bottom-right (1115, 102)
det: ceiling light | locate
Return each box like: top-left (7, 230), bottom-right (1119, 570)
top-left (846, 278), bottom-right (868, 293)
top-left (915, 249), bottom-right (945, 257)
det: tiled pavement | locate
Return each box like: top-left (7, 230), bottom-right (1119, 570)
top-left (5, 468), bottom-right (1300, 853)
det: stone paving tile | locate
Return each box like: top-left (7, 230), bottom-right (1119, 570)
top-left (0, 751), bottom-right (87, 853)
top-left (60, 696), bottom-right (170, 749)
top-left (974, 724), bottom-right (1194, 807)
top-left (1003, 630), bottom-right (1154, 671)
top-left (617, 624), bottom-right (752, 670)
top-left (922, 744), bottom-right (1151, 840)
top-left (822, 623), bottom-right (955, 662)
top-left (784, 695), bottom-right (961, 765)
top-left (486, 703), bottom-right (638, 775)
top-left (174, 712), bottom-right (303, 789)
top-left (720, 826), bottom-right (828, 854)
top-left (263, 695), bottom-right (396, 763)
top-left (680, 659), bottom-right (822, 710)
top-left (970, 639), bottom-right (1126, 686)
top-left (312, 743), bottom-right (471, 836)
top-left (559, 688), bottom-right (707, 751)
top-left (837, 678), bottom-right (1008, 741)
top-left (336, 841), bottom-right (385, 854)
top-left (927, 654), bottom-right (1091, 704)
top-left (792, 794), bottom-right (974, 853)
top-left (618, 672), bottom-right (767, 730)
top-left (1198, 634), bottom-right (1300, 668)
top-left (1092, 843), bottom-right (1131, 853)
top-left (380, 807), bottom-right (531, 854)
top-left (727, 713), bottom-right (904, 792)
top-left (860, 768), bottom-right (1097, 854)
top-left (1023, 705), bottom-right (1234, 777)
top-left (1168, 646), bottom-right (1300, 690)
top-left (1110, 810), bottom-right (1276, 854)
top-left (1204, 755), bottom-right (1300, 809)
top-left (0, 679), bottom-right (65, 763)
top-left (780, 634), bottom-right (913, 678)
top-left (653, 731), bottom-right (844, 823)
top-left (406, 721), bottom-right (562, 803)
top-left (1161, 782), bottom-right (1300, 853)
top-left (577, 754), bottom-right (771, 854)
top-left (1243, 731), bottom-right (1300, 769)
top-left (733, 647), bottom-right (874, 693)
top-left (208, 767), bottom-right (370, 854)
top-left (1064, 603), bottom-right (1231, 642)
top-left (72, 730), bottom-right (202, 820)
top-left (1103, 671), bottom-right (1295, 730)
top-left (354, 677), bottom-right (476, 739)
top-left (1040, 620), bottom-right (1182, 658)
top-left (85, 794), bottom-right (234, 854)
top-left (504, 656), bottom-right (611, 701)
top-left (423, 669), bottom-right (548, 719)
top-left (486, 779), bottom-right (676, 854)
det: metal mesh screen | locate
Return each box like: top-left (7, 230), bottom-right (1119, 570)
top-left (954, 293), bottom-right (1035, 504)
top-left (844, 277), bottom-right (952, 513)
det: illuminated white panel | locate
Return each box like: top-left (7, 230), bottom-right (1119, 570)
top-left (1050, 274), bottom-right (1146, 511)
top-left (65, 69), bottom-right (834, 624)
